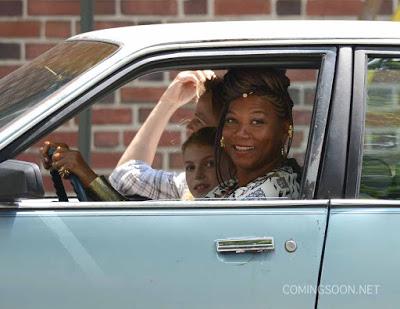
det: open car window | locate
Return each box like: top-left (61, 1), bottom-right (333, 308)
top-left (9, 44), bottom-right (337, 203)
top-left (17, 64), bottom-right (320, 202)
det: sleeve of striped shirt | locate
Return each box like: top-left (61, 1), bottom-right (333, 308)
top-left (108, 160), bottom-right (188, 200)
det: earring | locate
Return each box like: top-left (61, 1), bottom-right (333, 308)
top-left (220, 136), bottom-right (225, 148)
top-left (288, 125), bottom-right (293, 139)
top-left (281, 146), bottom-right (285, 157)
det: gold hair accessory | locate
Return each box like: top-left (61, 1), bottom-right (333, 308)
top-left (220, 136), bottom-right (225, 148)
top-left (288, 125), bottom-right (293, 139)
top-left (242, 91), bottom-right (254, 98)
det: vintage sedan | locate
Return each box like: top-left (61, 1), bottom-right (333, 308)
top-left (0, 20), bottom-right (399, 308)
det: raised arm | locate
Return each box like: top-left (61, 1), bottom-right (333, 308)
top-left (117, 70), bottom-right (215, 167)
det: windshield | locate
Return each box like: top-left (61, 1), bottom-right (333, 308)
top-left (0, 40), bottom-right (118, 129)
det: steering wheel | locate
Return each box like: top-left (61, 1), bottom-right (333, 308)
top-left (47, 146), bottom-right (151, 202)
top-left (47, 146), bottom-right (89, 202)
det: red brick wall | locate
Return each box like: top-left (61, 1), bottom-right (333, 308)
top-left (1, 0), bottom-right (396, 193)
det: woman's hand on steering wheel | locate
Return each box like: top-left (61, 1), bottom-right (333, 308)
top-left (40, 141), bottom-right (97, 188)
top-left (40, 141), bottom-right (69, 170)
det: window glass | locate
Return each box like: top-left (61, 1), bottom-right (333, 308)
top-left (0, 41), bottom-right (118, 130)
top-left (360, 58), bottom-right (400, 199)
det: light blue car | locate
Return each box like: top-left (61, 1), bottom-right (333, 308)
top-left (0, 21), bottom-right (399, 308)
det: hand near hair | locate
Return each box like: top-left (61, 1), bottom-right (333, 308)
top-left (117, 70), bottom-right (215, 167)
top-left (159, 70), bottom-right (216, 110)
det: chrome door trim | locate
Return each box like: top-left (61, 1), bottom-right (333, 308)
top-left (331, 198), bottom-right (400, 207)
top-left (0, 199), bottom-right (330, 210)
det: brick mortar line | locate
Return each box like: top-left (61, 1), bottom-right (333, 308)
top-left (71, 18), bottom-right (77, 35)
top-left (115, 0), bottom-right (122, 16)
top-left (89, 124), bottom-right (137, 130)
top-left (0, 16), bottom-right (77, 21)
top-left (132, 105), bottom-right (140, 127)
top-left (0, 38), bottom-right (64, 43)
top-left (91, 128), bottom-right (123, 133)
top-left (177, 0), bottom-right (184, 18)
top-left (270, 0), bottom-right (277, 19)
top-left (208, 0), bottom-right (214, 17)
top-left (22, 0), bottom-right (28, 18)
top-left (0, 15), bottom-right (393, 24)
top-left (39, 17), bottom-right (45, 39)
top-left (132, 80), bottom-right (169, 87)
top-left (162, 152), bottom-right (170, 170)
top-left (115, 15), bottom-right (276, 20)
top-left (65, 125), bottom-right (192, 132)
top-left (0, 60), bottom-right (25, 65)
top-left (301, 0), bottom-right (307, 18)
top-left (114, 87), bottom-right (122, 106)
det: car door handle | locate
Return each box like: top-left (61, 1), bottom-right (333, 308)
top-left (216, 237), bottom-right (274, 254)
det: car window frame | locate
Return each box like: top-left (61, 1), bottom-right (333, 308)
top-left (316, 46), bottom-right (353, 199)
top-left (3, 44), bottom-right (337, 203)
top-left (346, 47), bottom-right (400, 198)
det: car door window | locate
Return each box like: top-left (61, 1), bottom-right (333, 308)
top-left (360, 57), bottom-right (400, 199)
top-left (12, 48), bottom-right (335, 202)
top-left (19, 66), bottom-right (318, 200)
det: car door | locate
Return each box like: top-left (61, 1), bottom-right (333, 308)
top-left (318, 48), bottom-right (400, 308)
top-left (0, 44), bottom-right (337, 309)
top-left (0, 201), bottom-right (328, 309)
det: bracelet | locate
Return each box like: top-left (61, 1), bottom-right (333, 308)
top-left (86, 175), bottom-right (127, 201)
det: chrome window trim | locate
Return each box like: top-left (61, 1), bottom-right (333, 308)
top-left (331, 198), bottom-right (400, 208)
top-left (0, 199), bottom-right (329, 211)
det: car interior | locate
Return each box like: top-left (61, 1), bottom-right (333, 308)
top-left (4, 62), bottom-right (320, 202)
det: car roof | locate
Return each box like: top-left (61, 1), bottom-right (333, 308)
top-left (71, 20), bottom-right (400, 48)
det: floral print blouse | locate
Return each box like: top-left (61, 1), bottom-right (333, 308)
top-left (205, 164), bottom-right (300, 200)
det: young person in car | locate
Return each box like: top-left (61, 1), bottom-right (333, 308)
top-left (40, 71), bottom-right (224, 200)
top-left (181, 127), bottom-right (231, 199)
top-left (108, 70), bottom-right (224, 199)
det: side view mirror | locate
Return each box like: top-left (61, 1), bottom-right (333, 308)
top-left (0, 160), bottom-right (44, 201)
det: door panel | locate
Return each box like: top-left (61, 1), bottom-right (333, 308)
top-left (0, 201), bottom-right (327, 309)
top-left (317, 201), bottom-right (400, 309)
